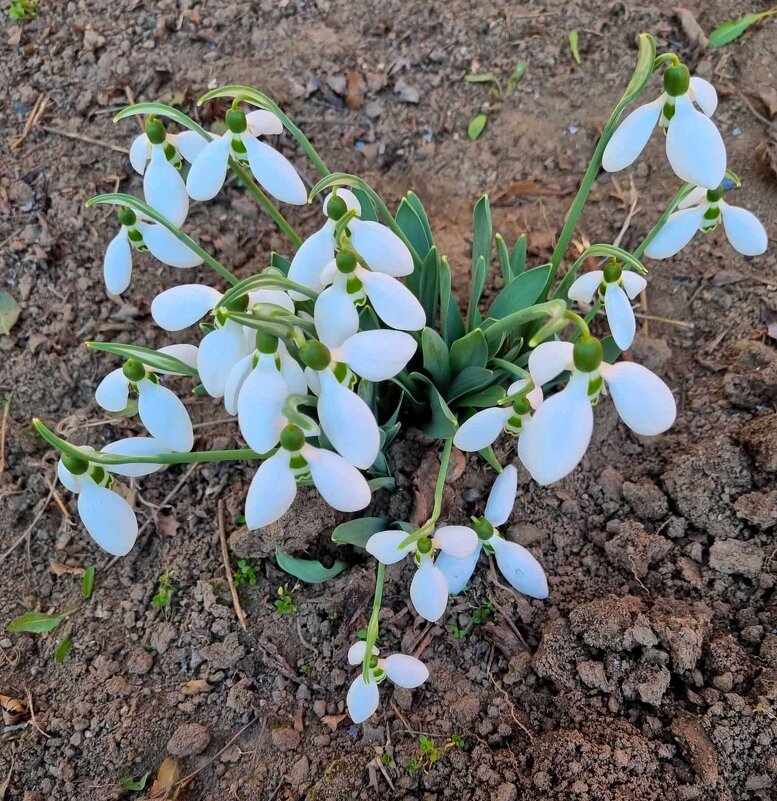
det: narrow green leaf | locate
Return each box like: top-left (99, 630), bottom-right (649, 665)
top-left (352, 187), bottom-right (378, 221)
top-left (275, 550), bottom-right (350, 584)
top-left (81, 566), bottom-right (96, 599)
top-left (487, 264), bottom-right (552, 321)
top-left (54, 633), bottom-right (73, 663)
top-left (405, 192), bottom-right (435, 245)
top-left (121, 773), bottom-right (150, 792)
top-left (368, 476), bottom-right (396, 492)
top-left (332, 517), bottom-right (389, 548)
top-left (569, 30), bottom-right (581, 65)
top-left (0, 292), bottom-right (21, 335)
top-left (411, 373), bottom-right (458, 438)
top-left (446, 367), bottom-right (495, 403)
top-left (601, 335), bottom-right (620, 364)
top-left (7, 610), bottom-right (70, 634)
top-left (467, 196), bottom-right (493, 329)
top-left (455, 385), bottom-right (506, 408)
top-left (450, 329), bottom-right (489, 375)
top-left (709, 12), bottom-right (769, 47)
top-left (421, 327), bottom-right (451, 390)
top-left (510, 234), bottom-right (527, 276)
top-left (478, 446), bottom-right (503, 472)
top-left (85, 342), bottom-right (199, 379)
top-left (270, 252), bottom-right (291, 275)
top-left (464, 73), bottom-right (499, 85)
top-left (495, 234), bottom-right (513, 285)
top-left (467, 114), bottom-right (488, 140)
top-left (438, 256), bottom-right (465, 346)
top-left (396, 197), bottom-right (432, 259)
top-left (505, 61), bottom-right (527, 93)
top-left (418, 246), bottom-right (440, 327)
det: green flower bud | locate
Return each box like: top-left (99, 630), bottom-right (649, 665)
top-left (299, 340), bottom-right (331, 371)
top-left (416, 537), bottom-right (433, 555)
top-left (117, 207), bottom-right (137, 228)
top-left (256, 332), bottom-right (278, 354)
top-left (122, 359), bottom-right (146, 382)
top-left (663, 64), bottom-right (690, 97)
top-left (573, 336), bottom-right (603, 373)
top-left (145, 117), bottom-right (167, 145)
top-left (706, 187), bottom-right (723, 203)
top-left (511, 397), bottom-right (531, 416)
top-left (61, 453), bottom-right (89, 475)
top-left (602, 260), bottom-right (622, 284)
top-left (368, 655), bottom-right (379, 669)
top-left (279, 425), bottom-right (305, 453)
top-left (335, 252), bottom-right (357, 274)
top-left (326, 195), bottom-right (348, 220)
top-left (225, 108), bottom-right (247, 134)
top-left (472, 517), bottom-right (494, 541)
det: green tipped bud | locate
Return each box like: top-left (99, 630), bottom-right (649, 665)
top-left (122, 359), bottom-right (146, 382)
top-left (90, 466), bottom-right (107, 485)
top-left (573, 336), bottom-right (603, 373)
top-left (335, 252), bottom-right (357, 274)
top-left (368, 655), bottom-right (379, 669)
top-left (279, 425), bottom-right (305, 453)
top-left (326, 195), bottom-right (348, 221)
top-left (61, 453), bottom-right (89, 476)
top-left (472, 517), bottom-right (494, 541)
top-left (511, 397), bottom-right (531, 416)
top-left (145, 117), bottom-right (167, 145)
top-left (299, 340), bottom-right (331, 371)
top-left (602, 260), bottom-right (622, 284)
top-left (256, 332), bottom-right (278, 354)
top-left (117, 207), bottom-right (137, 228)
top-left (416, 537), bottom-right (433, 555)
top-left (225, 108), bottom-right (247, 134)
top-left (663, 64), bottom-right (690, 97)
top-left (706, 187), bottom-right (723, 203)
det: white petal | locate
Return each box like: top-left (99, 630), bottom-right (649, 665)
top-left (138, 222), bottom-right (203, 269)
top-left (677, 185), bottom-right (709, 210)
top-left (620, 271), bottom-right (647, 299)
top-left (484, 464), bottom-right (517, 526)
top-left (600, 361), bottom-right (676, 436)
top-left (224, 353), bottom-right (254, 416)
top-left (77, 482), bottom-right (138, 556)
top-left (197, 321), bottom-right (252, 398)
top-left (185, 133), bottom-right (232, 201)
top-left (453, 407), bottom-right (511, 452)
top-left (314, 282), bottom-right (360, 348)
top-left (602, 97), bottom-right (662, 172)
top-left (144, 145), bottom-right (189, 227)
top-left (528, 341), bottom-right (574, 387)
top-left (57, 459), bottom-right (82, 493)
top-left (245, 109), bottom-right (284, 136)
top-left (434, 546), bottom-right (481, 595)
top-left (604, 283), bottom-right (636, 351)
top-left (242, 135), bottom-right (307, 205)
top-left (171, 130), bottom-right (207, 164)
top-left (287, 225), bottom-right (335, 297)
top-left (137, 379), bottom-right (194, 452)
top-left (568, 271), bottom-right (602, 304)
top-left (366, 529), bottom-right (414, 565)
top-left (245, 451), bottom-right (297, 529)
top-left (382, 654), bottom-right (429, 688)
top-left (689, 77), bottom-right (718, 117)
top-left (156, 344), bottom-right (199, 374)
top-left (248, 288), bottom-right (295, 314)
top-left (360, 270), bottom-right (426, 331)
top-left (278, 346), bottom-right (308, 396)
top-left (151, 284), bottom-right (222, 331)
top-left (102, 436), bottom-right (170, 477)
top-left (317, 371), bottom-right (380, 469)
top-left (304, 445), bottom-right (372, 512)
top-left (410, 556), bottom-right (449, 622)
top-left (346, 676), bottom-right (380, 724)
top-left (666, 96), bottom-right (726, 189)
top-left (432, 525), bottom-right (478, 559)
top-left (129, 133), bottom-right (151, 175)
top-left (517, 373), bottom-right (593, 485)
top-left (643, 205), bottom-right (705, 259)
top-left (507, 379), bottom-right (542, 410)
top-left (337, 330), bottom-right (417, 382)
top-left (347, 641), bottom-right (378, 665)
top-left (490, 536), bottom-right (548, 598)
top-left (103, 230), bottom-right (133, 295)
top-left (349, 220), bottom-right (413, 277)
top-left (720, 202), bottom-right (768, 256)
top-left (237, 363), bottom-right (288, 453)
top-left (95, 369), bottom-right (130, 412)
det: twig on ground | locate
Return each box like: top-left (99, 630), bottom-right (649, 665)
top-left (24, 688), bottom-right (50, 739)
top-left (218, 500), bottom-right (247, 631)
top-left (0, 481), bottom-right (54, 565)
top-left (10, 94), bottom-right (48, 150)
top-left (41, 126), bottom-right (129, 155)
top-left (0, 393), bottom-right (11, 475)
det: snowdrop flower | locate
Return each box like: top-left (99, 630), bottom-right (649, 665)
top-left (314, 250), bottom-right (425, 347)
top-left (245, 425), bottom-right (370, 528)
top-left (287, 189), bottom-right (414, 298)
top-left (568, 262), bottom-right (647, 350)
top-left (95, 352), bottom-right (195, 452)
top-left (366, 525), bottom-right (478, 622)
top-left (186, 108), bottom-right (306, 205)
top-left (103, 207), bottom-right (202, 296)
top-left (518, 337), bottom-right (676, 485)
top-left (453, 379), bottom-right (543, 453)
top-left (57, 438), bottom-right (169, 555)
top-left (603, 64), bottom-right (725, 188)
top-left (436, 466), bottom-right (548, 598)
top-left (644, 185), bottom-right (768, 259)
top-left (300, 332), bottom-right (416, 469)
top-left (346, 641), bottom-right (428, 724)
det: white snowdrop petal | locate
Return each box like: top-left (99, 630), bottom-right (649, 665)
top-left (643, 206), bottom-right (705, 260)
top-left (172, 130), bottom-right (207, 164)
top-left (689, 77), bottom-right (718, 117)
top-left (129, 133), bottom-right (151, 175)
top-left (453, 407), bottom-right (511, 452)
top-left (665, 97), bottom-right (726, 189)
top-left (305, 446), bottom-right (372, 512)
top-left (567, 271), bottom-right (602, 304)
top-left (620, 271), bottom-right (647, 299)
top-left (677, 185), bottom-right (709, 210)
top-left (347, 641), bottom-right (378, 665)
top-left (144, 146), bottom-right (189, 227)
top-left (287, 225), bottom-right (335, 296)
top-left (433, 525), bottom-right (478, 559)
top-left (197, 321), bottom-right (252, 398)
top-left (528, 341), bottom-right (574, 387)
top-left (490, 536), bottom-right (549, 598)
top-left (604, 283), bottom-right (637, 351)
top-left (360, 271), bottom-right (426, 331)
top-left (245, 451), bottom-right (297, 529)
top-left (242, 136), bottom-right (307, 205)
top-left (95, 369), bottom-right (130, 413)
top-left (527, 384), bottom-right (544, 410)
top-left (346, 676), bottom-right (380, 724)
top-left (602, 97), bottom-right (662, 172)
top-left (366, 530), bottom-right (414, 565)
top-left (151, 284), bottom-right (222, 330)
top-left (186, 133), bottom-right (232, 201)
top-left (102, 437), bottom-right (170, 477)
top-left (57, 459), bottom-right (82, 493)
top-left (517, 374), bottom-right (594, 485)
top-left (410, 557), bottom-right (449, 622)
top-left (720, 203), bottom-right (768, 256)
top-left (484, 464), bottom-right (518, 527)
top-left (278, 347), bottom-right (308, 397)
top-left (138, 223), bottom-right (203, 269)
top-left (245, 109), bottom-right (284, 136)
top-left (338, 330), bottom-right (417, 382)
top-left (349, 220), bottom-right (414, 277)
top-left (77, 482), bottom-right (138, 556)
top-left (137, 379), bottom-right (194, 452)
top-left (382, 655), bottom-right (429, 689)
top-left (600, 362), bottom-right (676, 436)
top-left (237, 364), bottom-right (288, 453)
top-left (103, 230), bottom-right (133, 295)
top-left (223, 353), bottom-right (254, 416)
top-left (156, 344), bottom-right (199, 374)
top-left (317, 372), bottom-right (380, 469)
top-left (434, 546), bottom-right (481, 595)
top-left (248, 288), bottom-right (295, 314)
top-left (314, 282), bottom-right (360, 348)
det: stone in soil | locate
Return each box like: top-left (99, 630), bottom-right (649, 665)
top-left (167, 723), bottom-right (211, 757)
top-left (708, 538), bottom-right (765, 577)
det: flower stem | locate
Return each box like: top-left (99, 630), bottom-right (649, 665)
top-left (632, 183), bottom-right (692, 259)
top-left (362, 562), bottom-right (386, 682)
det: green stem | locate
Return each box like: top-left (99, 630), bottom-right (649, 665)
top-left (362, 562), bottom-right (386, 682)
top-left (481, 300), bottom-right (566, 344)
top-left (632, 183), bottom-right (692, 259)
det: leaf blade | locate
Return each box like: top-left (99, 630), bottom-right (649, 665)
top-left (275, 550), bottom-right (350, 584)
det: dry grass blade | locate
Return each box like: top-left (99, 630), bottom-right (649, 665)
top-left (218, 500), bottom-right (247, 630)
top-left (0, 393), bottom-right (10, 475)
top-left (41, 126), bottom-right (130, 155)
top-left (10, 94), bottom-right (48, 150)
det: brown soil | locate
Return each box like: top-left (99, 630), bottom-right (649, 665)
top-left (2, 2), bottom-right (776, 800)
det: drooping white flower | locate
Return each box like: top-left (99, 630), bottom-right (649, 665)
top-left (453, 379), bottom-right (543, 453)
top-left (435, 466), bottom-right (549, 598)
top-left (186, 108), bottom-right (306, 205)
top-left (644, 185), bottom-right (768, 259)
top-left (103, 207), bottom-right (202, 295)
top-left (345, 641), bottom-right (429, 724)
top-left (366, 525), bottom-right (479, 622)
top-left (568, 265), bottom-right (647, 350)
top-left (517, 339), bottom-right (676, 485)
top-left (602, 65), bottom-right (725, 188)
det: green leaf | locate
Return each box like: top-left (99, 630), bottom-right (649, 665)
top-left (709, 11), bottom-right (770, 47)
top-left (467, 196), bottom-right (493, 329)
top-left (411, 373), bottom-right (458, 438)
top-left (332, 517), bottom-right (389, 548)
top-left (438, 256), bottom-right (465, 346)
top-left (0, 291), bottom-right (21, 335)
top-left (406, 192), bottom-right (435, 245)
top-left (478, 446), bottom-right (503, 472)
top-left (276, 550), bottom-right (351, 584)
top-left (270, 252), bottom-right (291, 275)
top-left (455, 385), bottom-right (506, 408)
top-left (396, 196), bottom-right (432, 259)
top-left (54, 633), bottom-right (73, 663)
top-left (81, 566), bottom-right (96, 599)
top-left (487, 263), bottom-right (552, 321)
top-left (367, 476), bottom-right (396, 492)
top-left (467, 114), bottom-right (488, 141)
top-left (418, 246), bottom-right (440, 327)
top-left (85, 342), bottom-right (198, 379)
top-left (121, 772), bottom-right (150, 792)
top-left (7, 610), bottom-right (70, 634)
top-left (506, 61), bottom-right (527, 93)
top-left (569, 30), bottom-right (581, 65)
top-left (601, 335), bottom-right (620, 364)
top-left (421, 327), bottom-right (451, 390)
top-left (464, 72), bottom-right (499, 85)
top-left (352, 187), bottom-right (378, 221)
top-left (446, 367), bottom-right (495, 403)
top-left (495, 234), bottom-right (512, 286)
top-left (510, 234), bottom-right (527, 276)
top-left (450, 329), bottom-right (489, 375)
